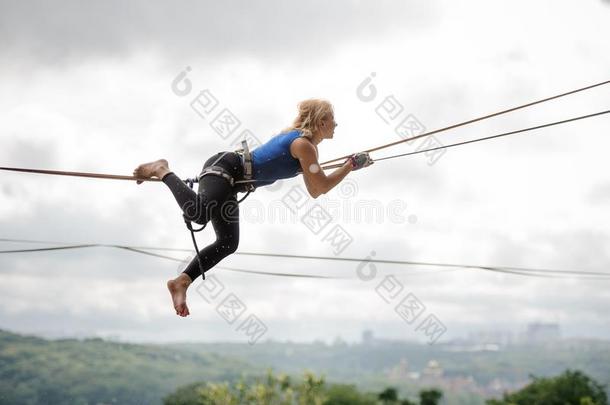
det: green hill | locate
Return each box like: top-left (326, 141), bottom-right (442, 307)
top-left (0, 329), bottom-right (254, 405)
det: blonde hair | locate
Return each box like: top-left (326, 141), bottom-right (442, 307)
top-left (281, 98), bottom-right (334, 139)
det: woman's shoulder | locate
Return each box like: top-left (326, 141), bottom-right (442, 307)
top-left (289, 134), bottom-right (317, 159)
top-left (278, 128), bottom-right (303, 137)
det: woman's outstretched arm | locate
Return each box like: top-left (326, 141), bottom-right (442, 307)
top-left (291, 138), bottom-right (352, 198)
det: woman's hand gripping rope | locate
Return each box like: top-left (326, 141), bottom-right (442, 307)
top-left (345, 152), bottom-right (374, 171)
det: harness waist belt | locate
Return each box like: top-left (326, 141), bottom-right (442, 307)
top-left (198, 165), bottom-right (234, 187)
top-left (197, 143), bottom-right (256, 193)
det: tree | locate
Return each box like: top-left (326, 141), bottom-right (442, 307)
top-left (164, 371), bottom-right (446, 405)
top-left (375, 386), bottom-right (441, 405)
top-left (486, 369), bottom-right (608, 405)
top-left (323, 384), bottom-right (376, 405)
top-left (164, 369), bottom-right (327, 405)
top-left (163, 382), bottom-right (207, 405)
top-left (419, 388), bottom-right (443, 405)
top-left (378, 387), bottom-right (398, 404)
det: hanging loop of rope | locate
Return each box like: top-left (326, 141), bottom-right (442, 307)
top-left (180, 173), bottom-right (253, 279)
top-left (2, 237), bottom-right (610, 279)
top-left (182, 180), bottom-right (208, 280)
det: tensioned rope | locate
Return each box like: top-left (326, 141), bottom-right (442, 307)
top-left (2, 110), bottom-right (607, 181)
top-left (0, 166), bottom-right (162, 182)
top-left (1, 80), bottom-right (608, 182)
top-left (319, 79), bottom-right (610, 166)
top-left (316, 109), bottom-right (610, 170)
top-left (2, 238), bottom-right (609, 279)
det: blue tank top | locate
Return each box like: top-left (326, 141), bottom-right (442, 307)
top-left (251, 129), bottom-right (303, 187)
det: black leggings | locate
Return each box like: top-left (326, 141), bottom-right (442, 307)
top-left (161, 151), bottom-right (244, 281)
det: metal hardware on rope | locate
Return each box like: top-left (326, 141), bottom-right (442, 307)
top-left (234, 139), bottom-right (257, 193)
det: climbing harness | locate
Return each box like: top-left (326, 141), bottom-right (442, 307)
top-left (181, 140), bottom-right (258, 280)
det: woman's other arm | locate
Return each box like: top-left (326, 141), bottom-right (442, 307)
top-left (291, 138), bottom-right (352, 199)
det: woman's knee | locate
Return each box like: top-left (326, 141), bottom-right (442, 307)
top-left (215, 236), bottom-right (239, 255)
top-left (225, 237), bottom-right (239, 254)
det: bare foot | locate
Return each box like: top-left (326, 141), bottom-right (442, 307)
top-left (133, 159), bottom-right (170, 184)
top-left (167, 274), bottom-right (192, 317)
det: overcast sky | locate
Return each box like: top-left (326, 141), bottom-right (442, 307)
top-left (1, 0), bottom-right (609, 344)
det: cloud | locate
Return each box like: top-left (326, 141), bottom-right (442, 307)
top-left (0, 137), bottom-right (58, 168)
top-left (542, 230), bottom-right (610, 272)
top-left (0, 0), bottom-right (437, 66)
top-left (588, 182), bottom-right (610, 205)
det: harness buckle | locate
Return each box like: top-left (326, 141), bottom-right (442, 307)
top-left (234, 140), bottom-right (256, 193)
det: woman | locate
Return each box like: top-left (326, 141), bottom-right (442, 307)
top-left (133, 99), bottom-right (373, 317)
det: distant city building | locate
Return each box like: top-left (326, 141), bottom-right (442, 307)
top-left (467, 330), bottom-right (514, 346)
top-left (332, 335), bottom-right (347, 347)
top-left (362, 329), bottom-right (374, 345)
top-left (387, 357), bottom-right (409, 381)
top-left (407, 371), bottom-right (420, 380)
top-left (526, 322), bottom-right (561, 342)
top-left (422, 359), bottom-right (443, 379)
